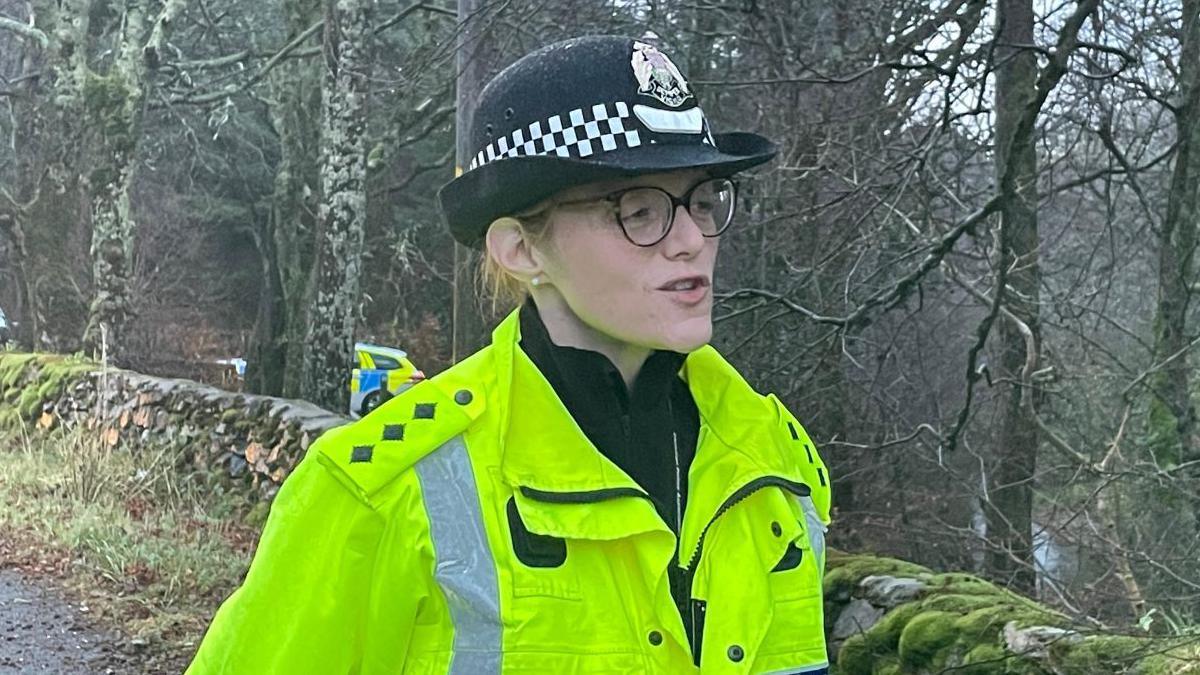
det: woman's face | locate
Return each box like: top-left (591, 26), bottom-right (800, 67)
top-left (533, 169), bottom-right (719, 354)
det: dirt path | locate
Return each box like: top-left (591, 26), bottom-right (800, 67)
top-left (0, 568), bottom-right (126, 674)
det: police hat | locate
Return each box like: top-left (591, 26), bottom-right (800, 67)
top-left (437, 35), bottom-right (778, 248)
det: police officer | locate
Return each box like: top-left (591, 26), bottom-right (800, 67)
top-left (188, 35), bottom-right (831, 674)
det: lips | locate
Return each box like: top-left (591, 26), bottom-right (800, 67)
top-left (658, 276), bottom-right (710, 292)
top-left (658, 275), bottom-right (711, 306)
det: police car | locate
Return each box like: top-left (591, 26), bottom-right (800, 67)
top-left (350, 343), bottom-right (424, 418)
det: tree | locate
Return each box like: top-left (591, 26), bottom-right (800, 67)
top-left (245, 0), bottom-right (323, 398)
top-left (987, 0), bottom-right (1044, 594)
top-left (80, 0), bottom-right (188, 357)
top-left (1146, 0), bottom-right (1200, 524)
top-left (300, 0), bottom-right (372, 411)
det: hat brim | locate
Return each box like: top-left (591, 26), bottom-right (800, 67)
top-left (438, 131), bottom-right (777, 248)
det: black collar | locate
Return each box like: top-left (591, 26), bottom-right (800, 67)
top-left (517, 298), bottom-right (687, 420)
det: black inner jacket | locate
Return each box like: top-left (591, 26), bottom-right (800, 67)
top-left (518, 298), bottom-right (700, 646)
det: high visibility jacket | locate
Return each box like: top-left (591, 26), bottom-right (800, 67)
top-left (187, 308), bottom-right (832, 674)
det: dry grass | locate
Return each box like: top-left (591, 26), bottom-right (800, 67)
top-left (0, 421), bottom-right (261, 672)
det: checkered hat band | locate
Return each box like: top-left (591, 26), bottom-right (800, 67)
top-left (468, 101), bottom-right (714, 171)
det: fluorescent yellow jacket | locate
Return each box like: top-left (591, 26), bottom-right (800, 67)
top-left (187, 309), bottom-right (832, 674)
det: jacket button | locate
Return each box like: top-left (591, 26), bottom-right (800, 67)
top-left (770, 521), bottom-right (782, 537)
top-left (454, 389), bottom-right (473, 405)
top-left (647, 630), bottom-right (663, 646)
top-left (727, 644), bottom-right (744, 662)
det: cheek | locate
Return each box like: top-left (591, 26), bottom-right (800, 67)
top-left (556, 235), bottom-right (646, 300)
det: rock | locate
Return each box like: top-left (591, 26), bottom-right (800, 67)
top-left (226, 453), bottom-right (248, 478)
top-left (831, 598), bottom-right (885, 641)
top-left (860, 574), bottom-right (926, 608)
top-left (1002, 621), bottom-right (1082, 658)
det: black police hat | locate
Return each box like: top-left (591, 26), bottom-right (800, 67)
top-left (437, 35), bottom-right (778, 248)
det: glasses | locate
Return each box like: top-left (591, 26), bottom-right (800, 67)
top-left (552, 177), bottom-right (738, 247)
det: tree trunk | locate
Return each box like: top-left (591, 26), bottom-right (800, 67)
top-left (451, 0), bottom-right (487, 361)
top-left (0, 0), bottom-right (93, 351)
top-left (80, 0), bottom-right (187, 359)
top-left (986, 0), bottom-right (1041, 594)
top-left (1148, 0), bottom-right (1200, 519)
top-left (300, 0), bottom-right (372, 412)
top-left (247, 0), bottom-right (322, 397)
top-left (2, 24), bottom-right (45, 350)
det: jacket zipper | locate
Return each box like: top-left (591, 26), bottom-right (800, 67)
top-left (680, 475), bottom-right (810, 665)
top-left (667, 397), bottom-right (682, 535)
top-left (682, 476), bottom-right (812, 571)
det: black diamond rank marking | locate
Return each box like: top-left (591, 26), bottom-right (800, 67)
top-left (413, 403), bottom-right (436, 420)
top-left (350, 445), bottom-right (374, 463)
top-left (382, 424), bottom-right (406, 441)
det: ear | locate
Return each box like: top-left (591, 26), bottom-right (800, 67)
top-left (485, 217), bottom-right (544, 282)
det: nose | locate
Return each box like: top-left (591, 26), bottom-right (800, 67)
top-left (661, 204), bottom-right (705, 258)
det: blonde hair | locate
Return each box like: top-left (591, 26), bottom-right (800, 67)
top-left (478, 210), bottom-right (554, 313)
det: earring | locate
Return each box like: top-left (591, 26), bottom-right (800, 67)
top-left (531, 275), bottom-right (542, 287)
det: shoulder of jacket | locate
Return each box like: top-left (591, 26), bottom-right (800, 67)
top-left (766, 393), bottom-right (832, 524)
top-left (312, 351), bottom-right (490, 503)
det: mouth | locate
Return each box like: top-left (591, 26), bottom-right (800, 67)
top-left (657, 275), bottom-right (710, 303)
top-left (658, 275), bottom-right (711, 292)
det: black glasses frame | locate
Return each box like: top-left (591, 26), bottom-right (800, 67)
top-left (552, 177), bottom-right (739, 247)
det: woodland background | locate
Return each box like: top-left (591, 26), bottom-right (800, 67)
top-left (2, 0), bottom-right (1200, 637)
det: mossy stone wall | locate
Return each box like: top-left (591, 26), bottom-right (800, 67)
top-left (0, 352), bottom-right (344, 499)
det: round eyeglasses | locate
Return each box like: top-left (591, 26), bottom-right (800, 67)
top-left (553, 177), bottom-right (738, 247)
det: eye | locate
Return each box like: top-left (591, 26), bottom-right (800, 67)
top-left (618, 189), bottom-right (666, 227)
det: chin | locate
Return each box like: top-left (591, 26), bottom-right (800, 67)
top-left (659, 319), bottom-right (712, 353)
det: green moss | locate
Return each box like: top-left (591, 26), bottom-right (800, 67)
top-left (964, 643), bottom-right (1006, 664)
top-left (0, 353), bottom-right (38, 390)
top-left (824, 551), bottom-right (932, 601)
top-left (959, 643), bottom-right (1048, 675)
top-left (0, 353), bottom-right (96, 428)
top-left (956, 606), bottom-right (1012, 640)
top-left (863, 603), bottom-right (924, 653)
top-left (898, 610), bottom-right (959, 668)
top-left (924, 572), bottom-right (1001, 596)
top-left (835, 634), bottom-right (876, 675)
top-left (922, 592), bottom-right (1002, 615)
top-left (873, 657), bottom-right (901, 675)
top-left (1050, 635), bottom-right (1148, 675)
top-left (1136, 648), bottom-right (1200, 675)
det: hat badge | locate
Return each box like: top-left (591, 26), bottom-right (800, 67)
top-left (631, 41), bottom-right (691, 108)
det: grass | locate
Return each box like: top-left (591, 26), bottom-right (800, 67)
top-left (0, 421), bottom-right (260, 672)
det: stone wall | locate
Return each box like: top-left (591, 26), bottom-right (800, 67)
top-left (824, 554), bottom-right (1199, 673)
top-left (0, 352), bottom-right (345, 500)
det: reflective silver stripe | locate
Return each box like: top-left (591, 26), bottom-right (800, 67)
top-left (414, 435), bottom-right (501, 674)
top-left (800, 495), bottom-right (827, 573)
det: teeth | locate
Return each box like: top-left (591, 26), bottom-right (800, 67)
top-left (668, 279), bottom-right (698, 291)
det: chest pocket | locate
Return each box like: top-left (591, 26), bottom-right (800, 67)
top-left (499, 499), bottom-right (650, 658)
top-left (504, 497), bottom-right (582, 601)
top-left (767, 495), bottom-right (825, 602)
top-left (758, 495), bottom-right (827, 662)
top-left (507, 497), bottom-right (567, 568)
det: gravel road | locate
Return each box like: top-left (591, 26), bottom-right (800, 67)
top-left (0, 568), bottom-right (125, 674)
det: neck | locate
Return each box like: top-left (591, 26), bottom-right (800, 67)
top-left (529, 291), bottom-right (652, 389)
